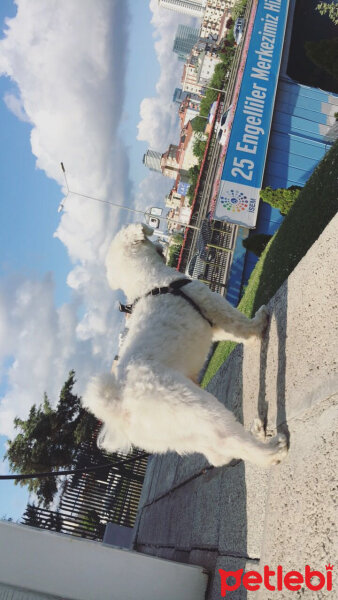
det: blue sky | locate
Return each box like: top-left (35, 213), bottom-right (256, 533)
top-left (0, 0), bottom-right (70, 303)
top-left (0, 0), bottom-right (194, 520)
top-left (0, 0), bottom-right (72, 519)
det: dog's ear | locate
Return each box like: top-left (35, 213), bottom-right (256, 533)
top-left (130, 223), bottom-right (154, 244)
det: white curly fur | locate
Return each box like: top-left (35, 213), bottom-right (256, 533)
top-left (82, 223), bottom-right (288, 467)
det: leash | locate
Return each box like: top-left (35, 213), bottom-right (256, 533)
top-left (119, 278), bottom-right (213, 327)
top-left (0, 452), bottom-right (149, 481)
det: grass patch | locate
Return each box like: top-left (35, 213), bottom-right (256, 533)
top-left (202, 140), bottom-right (338, 387)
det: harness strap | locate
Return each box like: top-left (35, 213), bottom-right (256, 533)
top-left (119, 278), bottom-right (213, 327)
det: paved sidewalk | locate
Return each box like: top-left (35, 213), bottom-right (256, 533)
top-left (132, 214), bottom-right (338, 599)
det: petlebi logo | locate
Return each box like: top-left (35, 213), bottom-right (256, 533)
top-left (220, 189), bottom-right (249, 213)
top-left (219, 564), bottom-right (334, 596)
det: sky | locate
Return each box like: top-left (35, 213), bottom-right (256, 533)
top-left (0, 0), bottom-right (197, 520)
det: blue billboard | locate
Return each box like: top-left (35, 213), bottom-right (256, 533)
top-left (215, 0), bottom-right (290, 227)
top-left (177, 181), bottom-right (191, 196)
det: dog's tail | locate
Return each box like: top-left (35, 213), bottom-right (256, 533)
top-left (82, 373), bottom-right (131, 454)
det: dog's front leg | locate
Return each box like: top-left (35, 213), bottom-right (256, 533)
top-left (206, 292), bottom-right (268, 343)
top-left (184, 281), bottom-right (268, 343)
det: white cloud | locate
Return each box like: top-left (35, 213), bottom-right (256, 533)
top-left (0, 0), bottom-right (198, 439)
top-left (3, 92), bottom-right (30, 122)
top-left (0, 0), bottom-right (130, 435)
top-left (0, 0), bottom-right (131, 257)
top-left (0, 272), bottom-right (124, 438)
top-left (137, 0), bottom-right (198, 151)
top-left (135, 172), bottom-right (173, 213)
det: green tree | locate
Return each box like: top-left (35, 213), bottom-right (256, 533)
top-left (192, 138), bottom-right (207, 159)
top-left (81, 509), bottom-right (101, 533)
top-left (316, 2), bottom-right (338, 25)
top-left (171, 233), bottom-right (184, 245)
top-left (190, 116), bottom-right (207, 133)
top-left (242, 233), bottom-right (273, 257)
top-left (199, 63), bottom-right (228, 117)
top-left (188, 164), bottom-right (200, 182)
top-left (167, 241), bottom-right (183, 267)
top-left (260, 186), bottom-right (301, 215)
top-left (23, 504), bottom-right (43, 528)
top-left (219, 44), bottom-right (236, 67)
top-left (232, 0), bottom-right (248, 20)
top-left (5, 371), bottom-right (97, 507)
top-left (305, 38), bottom-right (338, 81)
top-left (186, 187), bottom-right (195, 205)
top-left (48, 510), bottom-right (63, 532)
top-left (186, 164), bottom-right (200, 204)
top-left (213, 62), bottom-right (227, 85)
top-left (200, 90), bottom-right (218, 116)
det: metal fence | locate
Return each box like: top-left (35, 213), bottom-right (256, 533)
top-left (21, 434), bottom-right (149, 541)
top-left (180, 218), bottom-right (237, 295)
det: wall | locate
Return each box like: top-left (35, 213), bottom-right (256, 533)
top-left (0, 522), bottom-right (208, 600)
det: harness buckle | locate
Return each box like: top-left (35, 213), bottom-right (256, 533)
top-left (151, 287), bottom-right (168, 296)
top-left (119, 302), bottom-right (133, 314)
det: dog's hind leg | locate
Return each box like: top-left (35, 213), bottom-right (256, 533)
top-left (203, 430), bottom-right (288, 468)
top-left (126, 365), bottom-right (287, 468)
top-left (213, 419), bottom-right (288, 468)
top-left (149, 370), bottom-right (287, 468)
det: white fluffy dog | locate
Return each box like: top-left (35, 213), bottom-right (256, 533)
top-left (83, 223), bottom-right (288, 468)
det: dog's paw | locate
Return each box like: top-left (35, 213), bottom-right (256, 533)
top-left (251, 418), bottom-right (266, 441)
top-left (268, 433), bottom-right (288, 465)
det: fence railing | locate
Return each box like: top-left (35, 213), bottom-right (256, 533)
top-left (21, 435), bottom-right (149, 541)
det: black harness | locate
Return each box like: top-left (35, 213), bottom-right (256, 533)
top-left (119, 278), bottom-right (213, 327)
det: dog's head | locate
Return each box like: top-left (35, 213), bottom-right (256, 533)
top-left (105, 223), bottom-right (165, 296)
top-left (82, 373), bottom-right (131, 454)
top-left (113, 222), bottom-right (154, 246)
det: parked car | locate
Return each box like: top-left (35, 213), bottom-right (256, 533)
top-left (215, 104), bottom-right (233, 145)
top-left (234, 18), bottom-right (245, 44)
